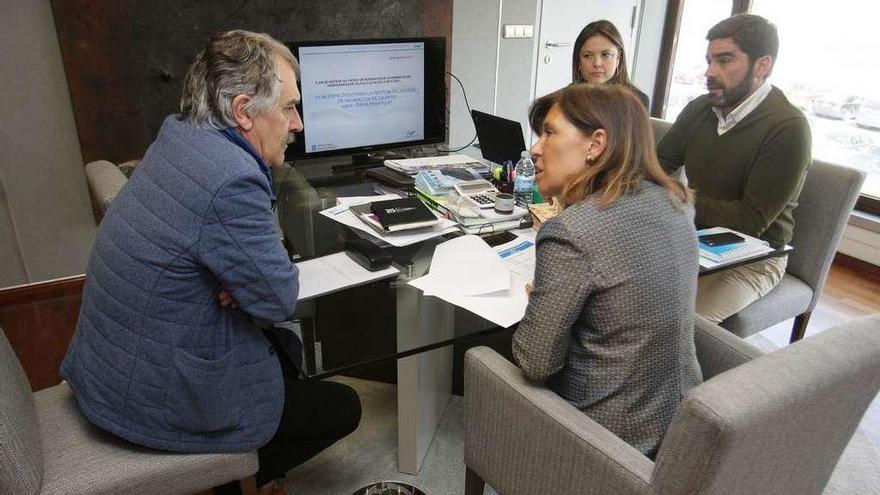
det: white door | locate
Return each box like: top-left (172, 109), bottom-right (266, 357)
top-left (534, 0), bottom-right (641, 100)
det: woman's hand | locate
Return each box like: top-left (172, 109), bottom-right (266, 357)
top-left (525, 282), bottom-right (534, 297)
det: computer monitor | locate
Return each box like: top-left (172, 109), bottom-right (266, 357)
top-left (285, 37), bottom-right (447, 167)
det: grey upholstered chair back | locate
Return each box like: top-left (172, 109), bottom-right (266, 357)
top-left (787, 160), bottom-right (865, 311)
top-left (652, 314), bottom-right (880, 495)
top-left (650, 117), bottom-right (672, 145)
top-left (84, 160), bottom-right (129, 217)
top-left (0, 329), bottom-right (44, 495)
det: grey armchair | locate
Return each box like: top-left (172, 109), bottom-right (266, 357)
top-left (84, 159), bottom-right (134, 220)
top-left (464, 314), bottom-right (880, 495)
top-left (650, 117), bottom-right (672, 143)
top-left (0, 328), bottom-right (259, 495)
top-left (649, 117), bottom-right (866, 343)
top-left (720, 160), bottom-right (865, 342)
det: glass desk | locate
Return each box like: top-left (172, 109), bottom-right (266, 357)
top-left (274, 158), bottom-right (503, 474)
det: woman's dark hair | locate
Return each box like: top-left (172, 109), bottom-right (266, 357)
top-left (571, 20), bottom-right (632, 86)
top-left (528, 84), bottom-right (690, 208)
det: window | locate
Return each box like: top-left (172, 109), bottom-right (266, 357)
top-left (751, 0), bottom-right (880, 209)
top-left (656, 0), bottom-right (880, 212)
top-left (665, 0), bottom-right (731, 119)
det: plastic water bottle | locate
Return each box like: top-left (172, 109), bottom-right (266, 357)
top-left (513, 151), bottom-right (535, 207)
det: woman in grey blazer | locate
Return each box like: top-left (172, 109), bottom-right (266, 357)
top-left (513, 84), bottom-right (702, 458)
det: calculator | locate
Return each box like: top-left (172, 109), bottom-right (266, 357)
top-left (454, 179), bottom-right (499, 209)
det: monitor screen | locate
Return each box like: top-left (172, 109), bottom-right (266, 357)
top-left (285, 37), bottom-right (446, 161)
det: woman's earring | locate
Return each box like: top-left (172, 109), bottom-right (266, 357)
top-left (586, 154), bottom-right (594, 162)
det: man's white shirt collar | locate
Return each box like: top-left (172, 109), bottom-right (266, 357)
top-left (712, 81), bottom-right (772, 135)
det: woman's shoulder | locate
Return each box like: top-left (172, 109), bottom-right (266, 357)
top-left (628, 181), bottom-right (694, 214)
top-left (562, 182), bottom-right (692, 223)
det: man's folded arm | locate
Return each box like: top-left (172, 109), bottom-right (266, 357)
top-left (200, 174), bottom-right (299, 322)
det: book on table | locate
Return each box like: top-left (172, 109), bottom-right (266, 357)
top-left (697, 227), bottom-right (774, 263)
top-left (349, 197), bottom-right (440, 234)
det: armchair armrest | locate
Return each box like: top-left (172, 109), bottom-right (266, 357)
top-left (85, 160), bottom-right (128, 213)
top-left (464, 347), bottom-right (652, 495)
top-left (694, 315), bottom-right (764, 380)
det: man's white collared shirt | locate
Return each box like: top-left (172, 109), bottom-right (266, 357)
top-left (712, 81), bottom-right (772, 135)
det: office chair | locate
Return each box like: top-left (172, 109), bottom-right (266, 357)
top-left (0, 327), bottom-right (259, 495)
top-left (649, 118), bottom-right (865, 343)
top-left (720, 160), bottom-right (865, 342)
top-left (464, 314), bottom-right (880, 495)
top-left (650, 117), bottom-right (672, 143)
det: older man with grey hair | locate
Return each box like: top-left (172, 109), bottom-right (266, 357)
top-left (61, 30), bottom-right (361, 494)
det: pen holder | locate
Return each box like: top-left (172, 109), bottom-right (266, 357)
top-left (493, 180), bottom-right (513, 194)
top-left (493, 193), bottom-right (515, 215)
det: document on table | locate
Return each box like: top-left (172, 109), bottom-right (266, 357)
top-left (319, 194), bottom-right (459, 247)
top-left (295, 251), bottom-right (399, 301)
top-left (416, 234), bottom-right (509, 296)
top-left (495, 235), bottom-right (536, 281)
top-left (408, 234), bottom-right (536, 328)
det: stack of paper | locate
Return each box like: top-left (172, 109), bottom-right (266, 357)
top-left (415, 190), bottom-right (529, 235)
top-left (408, 233), bottom-right (536, 328)
top-left (384, 154), bottom-right (490, 175)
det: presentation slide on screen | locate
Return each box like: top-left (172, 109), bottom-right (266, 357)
top-left (299, 42), bottom-right (425, 153)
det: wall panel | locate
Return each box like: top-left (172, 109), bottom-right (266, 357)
top-left (52, 0), bottom-right (453, 163)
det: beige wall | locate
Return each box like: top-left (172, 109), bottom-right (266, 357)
top-left (0, 0), bottom-right (96, 286)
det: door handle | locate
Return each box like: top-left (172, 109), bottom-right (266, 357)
top-left (545, 40), bottom-right (572, 49)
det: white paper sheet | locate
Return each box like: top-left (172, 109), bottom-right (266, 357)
top-left (319, 194), bottom-right (459, 247)
top-left (409, 235), bottom-right (510, 297)
top-left (295, 251), bottom-right (399, 301)
top-left (408, 233), bottom-right (537, 328)
top-left (433, 272), bottom-right (531, 328)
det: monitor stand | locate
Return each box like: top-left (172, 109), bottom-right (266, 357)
top-left (331, 153), bottom-right (383, 172)
top-left (331, 152), bottom-right (405, 173)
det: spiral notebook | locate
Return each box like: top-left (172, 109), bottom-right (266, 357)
top-left (698, 227), bottom-right (773, 263)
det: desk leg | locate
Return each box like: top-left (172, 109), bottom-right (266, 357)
top-left (396, 284), bottom-right (454, 475)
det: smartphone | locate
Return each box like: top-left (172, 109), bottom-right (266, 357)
top-left (699, 232), bottom-right (745, 247)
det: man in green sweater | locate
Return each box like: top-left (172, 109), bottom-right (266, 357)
top-left (657, 14), bottom-right (812, 323)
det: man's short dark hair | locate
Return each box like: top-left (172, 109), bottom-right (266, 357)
top-left (707, 14), bottom-right (779, 64)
